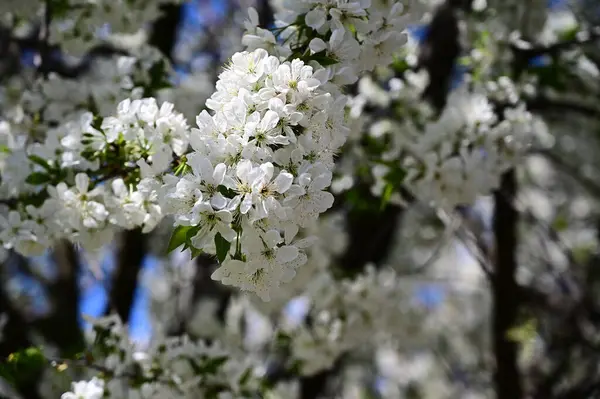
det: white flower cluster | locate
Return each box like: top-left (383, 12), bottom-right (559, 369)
top-left (63, 315), bottom-right (264, 399)
top-left (158, 48), bottom-right (340, 302)
top-left (52, 0), bottom-right (184, 55)
top-left (244, 0), bottom-right (411, 84)
top-left (285, 266), bottom-right (418, 375)
top-left (0, 0), bottom-right (41, 18)
top-left (248, 212), bottom-right (349, 315)
top-left (61, 377), bottom-right (105, 399)
top-left (346, 70), bottom-right (539, 211)
top-left (0, 97), bottom-right (188, 254)
top-left (22, 56), bottom-right (139, 126)
top-left (0, 50), bottom-right (171, 173)
top-left (153, 0), bottom-right (415, 301)
top-left (1, 0), bottom-right (415, 301)
top-left (401, 81), bottom-right (536, 210)
top-left (0, 0), bottom-right (184, 54)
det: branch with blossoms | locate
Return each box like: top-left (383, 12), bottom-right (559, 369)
top-left (1, 0), bottom-right (417, 303)
top-left (0, 0), bottom-right (542, 304)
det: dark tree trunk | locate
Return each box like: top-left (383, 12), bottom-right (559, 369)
top-left (258, 0), bottom-right (274, 29)
top-left (418, 2), bottom-right (461, 111)
top-left (31, 241), bottom-right (85, 358)
top-left (0, 263), bottom-right (44, 399)
top-left (492, 170), bottom-right (523, 399)
top-left (337, 199), bottom-right (403, 278)
top-left (299, 370), bottom-right (333, 399)
top-left (149, 4), bottom-right (182, 62)
top-left (105, 229), bottom-right (147, 324)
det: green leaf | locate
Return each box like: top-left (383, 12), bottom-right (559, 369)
top-left (91, 115), bottom-right (104, 131)
top-left (0, 347), bottom-right (46, 386)
top-left (81, 149), bottom-right (98, 160)
top-left (558, 24), bottom-right (580, 42)
top-left (552, 213), bottom-right (569, 232)
top-left (391, 56), bottom-right (410, 73)
top-left (202, 355), bottom-right (228, 375)
top-left (50, 0), bottom-right (72, 18)
top-left (506, 318), bottom-right (537, 343)
top-left (238, 367), bottom-right (253, 386)
top-left (217, 185), bottom-right (236, 198)
top-left (384, 165), bottom-right (407, 185)
top-left (25, 172), bottom-right (52, 185)
top-left (572, 245), bottom-right (594, 265)
top-left (167, 225), bottom-right (193, 253)
top-left (28, 155), bottom-right (50, 170)
top-left (189, 246), bottom-right (203, 260)
top-left (185, 225), bottom-right (201, 242)
top-left (380, 183), bottom-right (394, 211)
top-left (506, 318), bottom-right (538, 361)
top-left (214, 232), bottom-right (231, 263)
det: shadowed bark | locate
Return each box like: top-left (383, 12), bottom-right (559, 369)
top-left (337, 196), bottom-right (404, 277)
top-left (299, 370), bottom-right (333, 399)
top-left (105, 229), bottom-right (147, 324)
top-left (0, 258), bottom-right (43, 399)
top-left (149, 4), bottom-right (182, 62)
top-left (492, 170), bottom-right (523, 399)
top-left (30, 241), bottom-right (85, 358)
top-left (258, 0), bottom-right (274, 29)
top-left (418, 2), bottom-right (461, 111)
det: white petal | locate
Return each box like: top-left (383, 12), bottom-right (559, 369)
top-left (215, 209), bottom-right (233, 223)
top-left (261, 110), bottom-right (280, 131)
top-left (111, 179), bottom-right (127, 196)
top-left (330, 28), bottom-right (345, 48)
top-left (259, 162), bottom-right (275, 181)
top-left (227, 195), bottom-right (241, 211)
top-left (236, 160), bottom-right (253, 181)
top-left (276, 245), bottom-right (299, 263)
top-left (211, 193), bottom-right (228, 210)
top-left (217, 224), bottom-right (237, 242)
top-left (240, 193), bottom-right (253, 214)
top-left (75, 173), bottom-right (89, 193)
top-left (273, 171), bottom-right (293, 193)
top-left (309, 172), bottom-right (332, 191)
top-left (312, 68), bottom-right (331, 84)
top-left (212, 163), bottom-right (227, 184)
top-left (309, 38), bottom-right (327, 54)
top-left (268, 97), bottom-right (285, 114)
top-left (264, 229), bottom-right (282, 247)
top-left (247, 7), bottom-right (259, 26)
top-left (284, 223), bottom-right (299, 244)
top-left (305, 8), bottom-right (326, 30)
top-left (295, 236), bottom-right (318, 249)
